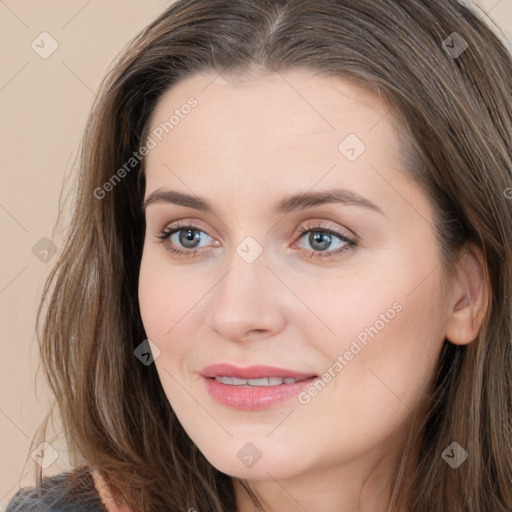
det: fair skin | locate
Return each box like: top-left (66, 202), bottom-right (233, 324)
top-left (131, 70), bottom-right (488, 512)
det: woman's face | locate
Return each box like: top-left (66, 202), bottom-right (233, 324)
top-left (138, 70), bottom-right (453, 484)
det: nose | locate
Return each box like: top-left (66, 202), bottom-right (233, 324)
top-left (205, 249), bottom-right (288, 344)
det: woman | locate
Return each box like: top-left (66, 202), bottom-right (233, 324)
top-left (6, 0), bottom-right (512, 511)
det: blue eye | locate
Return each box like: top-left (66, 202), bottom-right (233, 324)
top-left (295, 225), bottom-right (356, 258)
top-left (156, 223), bottom-right (356, 259)
top-left (157, 223), bottom-right (213, 256)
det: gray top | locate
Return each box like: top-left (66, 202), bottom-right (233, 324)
top-left (5, 466), bottom-right (108, 512)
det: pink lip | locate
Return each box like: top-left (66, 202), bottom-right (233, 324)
top-left (200, 363), bottom-right (315, 380)
top-left (200, 363), bottom-right (317, 410)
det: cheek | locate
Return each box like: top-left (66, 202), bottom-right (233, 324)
top-left (312, 272), bottom-right (445, 419)
top-left (301, 238), bottom-right (445, 357)
top-left (138, 249), bottom-right (200, 340)
top-left (295, 256), bottom-right (446, 407)
top-left (137, 249), bottom-right (215, 398)
top-left (138, 264), bottom-right (167, 340)
top-left (282, 273), bottom-right (446, 468)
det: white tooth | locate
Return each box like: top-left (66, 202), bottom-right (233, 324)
top-left (215, 376), bottom-right (233, 385)
top-left (247, 377), bottom-right (269, 386)
top-left (215, 376), bottom-right (297, 386)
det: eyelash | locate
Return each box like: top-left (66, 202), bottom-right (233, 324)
top-left (156, 222), bottom-right (357, 259)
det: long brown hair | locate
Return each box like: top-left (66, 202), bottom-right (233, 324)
top-left (31, 0), bottom-right (512, 510)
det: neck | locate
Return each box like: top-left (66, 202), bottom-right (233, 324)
top-left (92, 471), bottom-right (131, 512)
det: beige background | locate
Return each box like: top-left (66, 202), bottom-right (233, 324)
top-left (1, 0), bottom-right (511, 507)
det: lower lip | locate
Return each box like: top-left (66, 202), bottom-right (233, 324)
top-left (202, 376), bottom-right (317, 410)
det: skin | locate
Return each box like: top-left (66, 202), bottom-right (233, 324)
top-left (137, 70), bottom-right (488, 512)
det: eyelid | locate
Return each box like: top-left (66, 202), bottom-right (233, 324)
top-left (157, 218), bottom-right (219, 239)
top-left (294, 220), bottom-right (356, 242)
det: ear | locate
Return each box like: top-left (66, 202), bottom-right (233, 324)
top-left (445, 243), bottom-right (490, 346)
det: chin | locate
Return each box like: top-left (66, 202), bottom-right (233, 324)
top-left (209, 457), bottom-right (297, 481)
top-left (191, 435), bottom-right (310, 481)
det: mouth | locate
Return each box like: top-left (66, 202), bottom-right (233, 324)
top-left (200, 363), bottom-right (318, 410)
top-left (212, 375), bottom-right (310, 386)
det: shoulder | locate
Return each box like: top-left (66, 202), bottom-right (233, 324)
top-left (5, 465), bottom-right (108, 512)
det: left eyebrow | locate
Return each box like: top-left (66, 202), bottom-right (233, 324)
top-left (273, 188), bottom-right (385, 216)
top-left (142, 187), bottom-right (385, 217)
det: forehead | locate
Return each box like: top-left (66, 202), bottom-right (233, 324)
top-left (143, 70), bottom-right (414, 200)
top-left (147, 69), bottom-right (400, 136)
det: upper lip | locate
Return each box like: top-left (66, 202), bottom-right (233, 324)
top-left (200, 363), bottom-right (317, 380)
